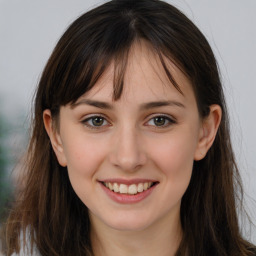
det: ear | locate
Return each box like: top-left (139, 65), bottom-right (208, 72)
top-left (194, 104), bottom-right (222, 161)
top-left (43, 109), bottom-right (67, 167)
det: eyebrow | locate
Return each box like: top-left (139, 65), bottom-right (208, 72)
top-left (71, 99), bottom-right (113, 109)
top-left (71, 99), bottom-right (185, 110)
top-left (139, 101), bottom-right (185, 110)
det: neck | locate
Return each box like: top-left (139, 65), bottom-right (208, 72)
top-left (90, 211), bottom-right (182, 256)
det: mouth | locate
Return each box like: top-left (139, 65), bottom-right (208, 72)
top-left (101, 181), bottom-right (158, 195)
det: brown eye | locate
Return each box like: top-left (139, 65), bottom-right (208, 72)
top-left (82, 115), bottom-right (109, 129)
top-left (146, 115), bottom-right (176, 128)
top-left (91, 117), bottom-right (104, 126)
top-left (153, 117), bottom-right (166, 126)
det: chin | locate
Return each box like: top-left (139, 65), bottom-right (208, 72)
top-left (100, 212), bottom-right (157, 232)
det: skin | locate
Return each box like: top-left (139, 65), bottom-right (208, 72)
top-left (44, 41), bottom-right (221, 256)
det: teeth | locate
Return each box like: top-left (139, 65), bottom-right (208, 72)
top-left (138, 183), bottom-right (144, 193)
top-left (128, 184), bottom-right (137, 195)
top-left (119, 184), bottom-right (128, 194)
top-left (144, 182), bottom-right (149, 190)
top-left (113, 183), bottom-right (119, 192)
top-left (103, 182), bottom-right (154, 195)
top-left (109, 183), bottom-right (113, 191)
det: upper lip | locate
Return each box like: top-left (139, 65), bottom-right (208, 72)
top-left (98, 178), bottom-right (158, 185)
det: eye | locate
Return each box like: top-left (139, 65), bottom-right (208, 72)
top-left (82, 115), bottom-right (110, 129)
top-left (146, 115), bottom-right (176, 128)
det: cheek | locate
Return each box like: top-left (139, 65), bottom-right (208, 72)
top-left (63, 137), bottom-right (106, 175)
top-left (148, 131), bottom-right (198, 186)
top-left (61, 137), bottom-right (108, 201)
top-left (151, 137), bottom-right (196, 210)
top-left (61, 140), bottom-right (103, 206)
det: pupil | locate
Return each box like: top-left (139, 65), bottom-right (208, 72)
top-left (92, 117), bottom-right (104, 126)
top-left (154, 117), bottom-right (165, 126)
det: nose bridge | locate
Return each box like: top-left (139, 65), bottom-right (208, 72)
top-left (109, 123), bottom-right (146, 171)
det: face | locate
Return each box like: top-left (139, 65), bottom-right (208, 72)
top-left (45, 42), bottom-right (210, 233)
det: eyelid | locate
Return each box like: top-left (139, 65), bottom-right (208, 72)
top-left (80, 113), bottom-right (176, 130)
top-left (144, 113), bottom-right (177, 128)
top-left (81, 114), bottom-right (111, 129)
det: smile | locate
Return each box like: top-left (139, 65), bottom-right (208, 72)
top-left (99, 180), bottom-right (158, 204)
top-left (103, 182), bottom-right (155, 195)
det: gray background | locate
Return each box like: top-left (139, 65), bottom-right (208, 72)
top-left (0, 0), bottom-right (255, 243)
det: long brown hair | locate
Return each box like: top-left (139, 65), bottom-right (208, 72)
top-left (5, 0), bottom-right (255, 255)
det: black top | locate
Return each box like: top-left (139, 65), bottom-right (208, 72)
top-left (250, 248), bottom-right (256, 256)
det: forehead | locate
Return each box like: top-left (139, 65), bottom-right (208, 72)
top-left (77, 41), bottom-right (195, 105)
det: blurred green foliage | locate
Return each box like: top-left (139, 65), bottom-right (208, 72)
top-left (0, 112), bottom-right (12, 222)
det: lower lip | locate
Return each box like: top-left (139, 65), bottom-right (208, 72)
top-left (100, 182), bottom-right (157, 204)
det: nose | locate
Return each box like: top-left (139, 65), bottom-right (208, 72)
top-left (109, 126), bottom-right (147, 172)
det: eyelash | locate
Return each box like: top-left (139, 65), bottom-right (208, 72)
top-left (145, 115), bottom-right (176, 128)
top-left (81, 114), bottom-right (176, 130)
top-left (81, 115), bottom-right (110, 130)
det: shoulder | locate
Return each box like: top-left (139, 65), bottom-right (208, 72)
top-left (11, 229), bottom-right (40, 256)
top-left (11, 246), bottom-right (40, 256)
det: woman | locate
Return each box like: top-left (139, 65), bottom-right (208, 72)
top-left (5, 0), bottom-right (255, 255)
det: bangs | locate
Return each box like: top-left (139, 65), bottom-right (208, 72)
top-left (41, 0), bottom-right (203, 115)
top-left (47, 38), bottom-right (183, 114)
top-left (47, 23), bottom-right (135, 109)
top-left (69, 39), bottom-right (183, 104)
